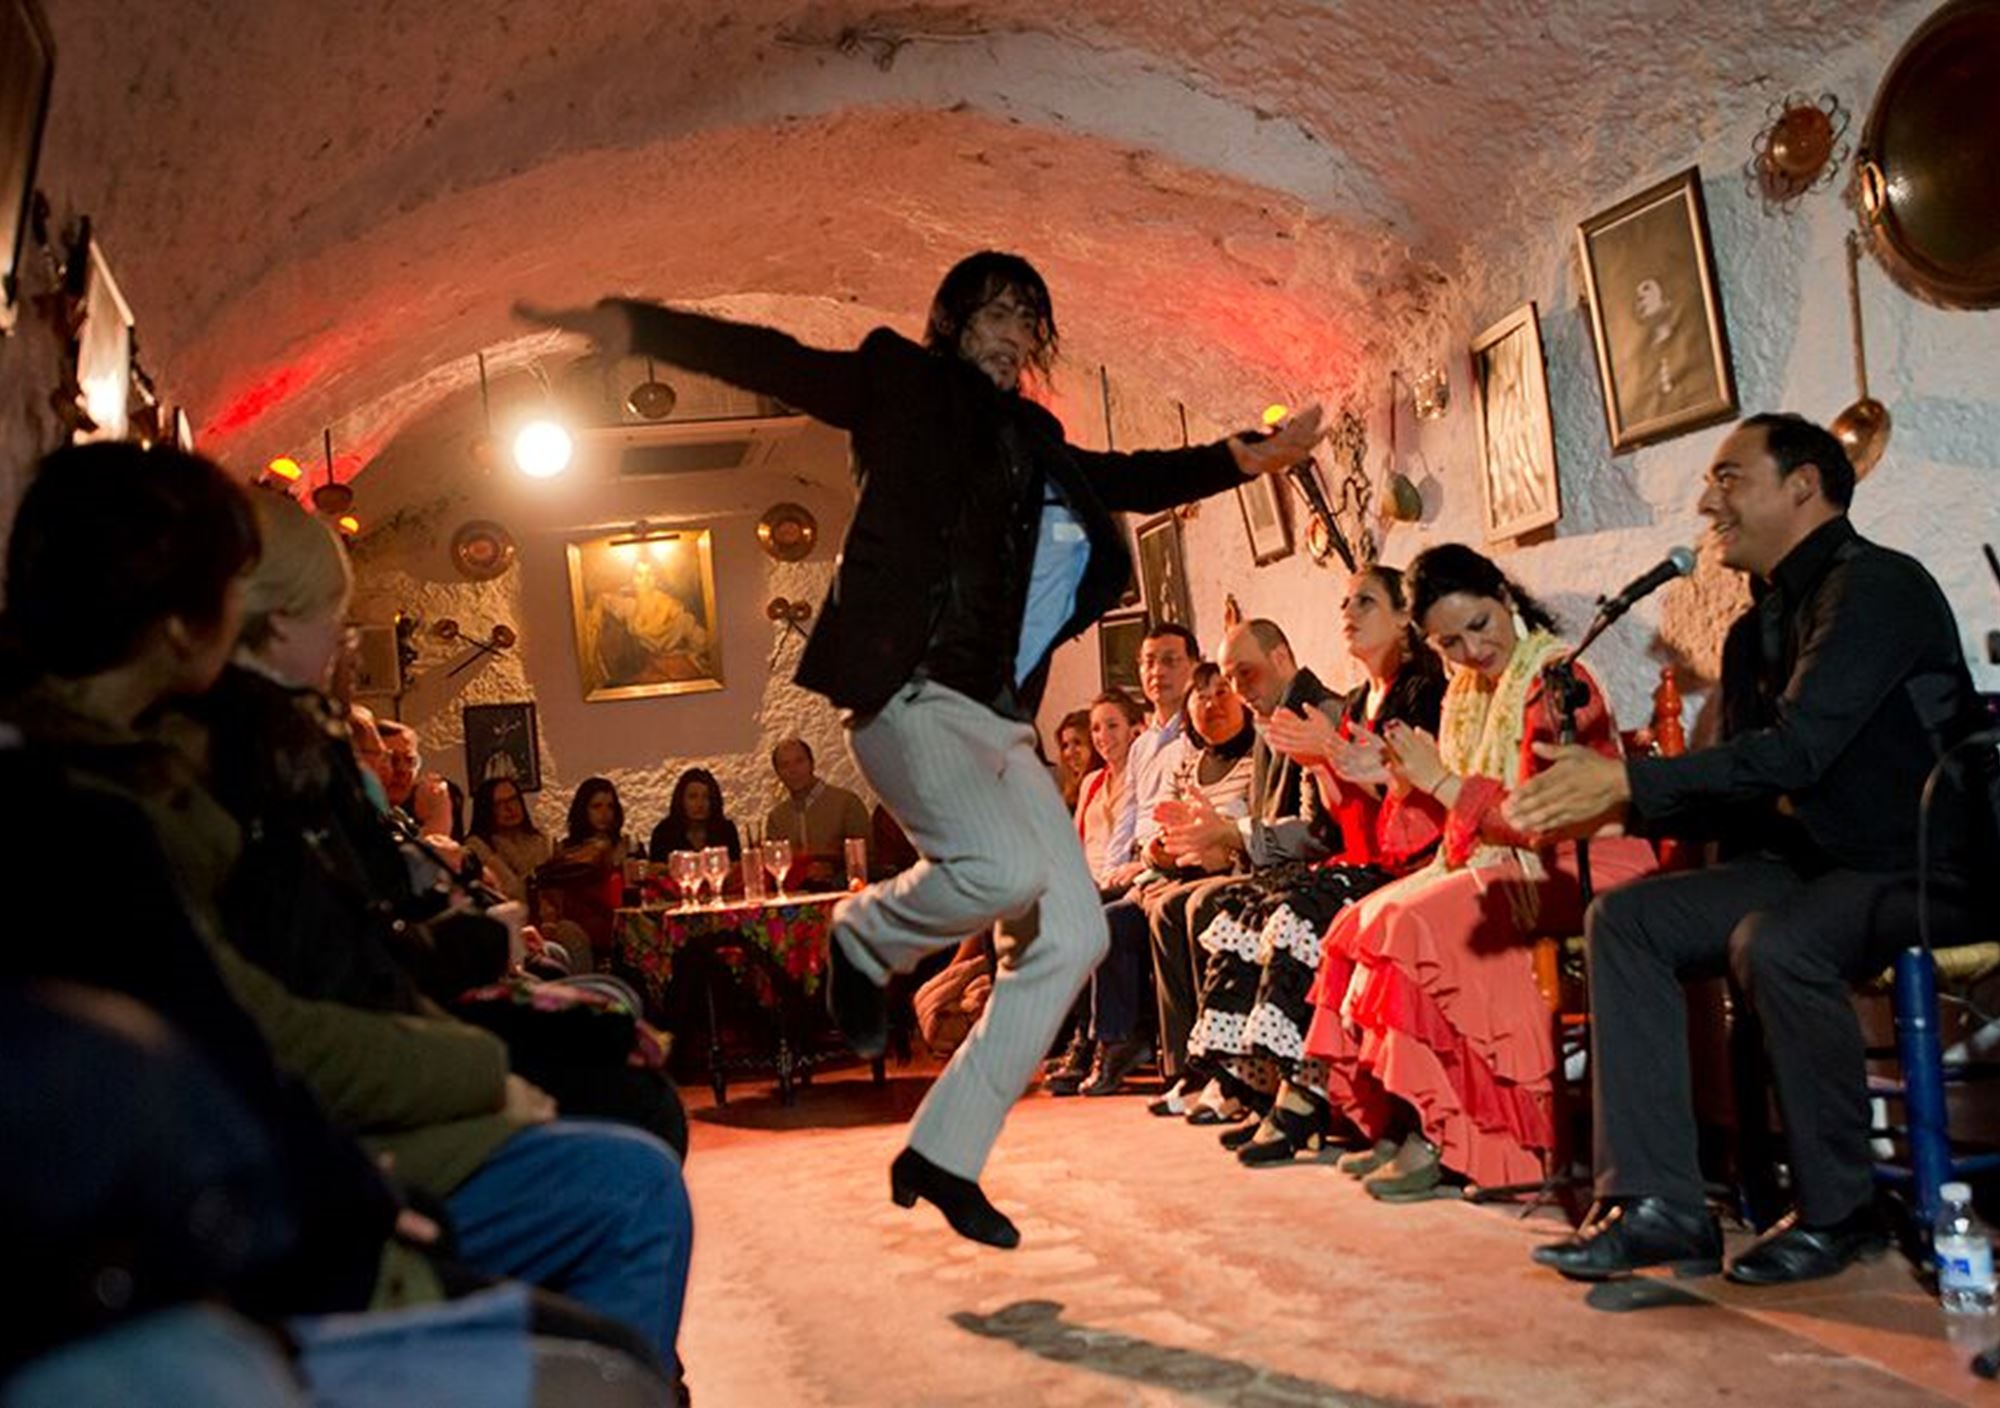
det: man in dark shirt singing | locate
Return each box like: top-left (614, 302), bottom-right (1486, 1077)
top-left (1509, 413), bottom-right (1993, 1287)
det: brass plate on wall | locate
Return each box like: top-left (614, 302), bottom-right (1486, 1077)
top-left (450, 519), bottom-right (517, 580)
top-left (756, 502), bottom-right (818, 562)
top-left (1856, 0), bottom-right (2000, 308)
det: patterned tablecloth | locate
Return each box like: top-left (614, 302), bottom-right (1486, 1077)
top-left (615, 891), bottom-right (849, 1006)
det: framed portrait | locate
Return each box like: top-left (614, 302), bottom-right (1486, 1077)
top-left (1134, 512), bottom-right (1193, 629)
top-left (1470, 302), bottom-right (1562, 542)
top-left (566, 525), bottom-right (723, 702)
top-left (463, 701), bottom-right (542, 793)
top-left (0, 0), bottom-right (53, 332)
top-left (73, 239), bottom-right (134, 443)
top-left (1577, 167), bottom-right (1739, 452)
top-left (1235, 472), bottom-right (1293, 566)
top-left (1097, 609), bottom-right (1147, 695)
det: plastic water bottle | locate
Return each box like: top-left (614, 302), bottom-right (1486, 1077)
top-left (1936, 1182), bottom-right (1998, 1313)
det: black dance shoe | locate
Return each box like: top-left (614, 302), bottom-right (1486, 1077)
top-left (890, 1147), bottom-right (1020, 1249)
top-left (825, 923), bottom-right (887, 1060)
top-left (1219, 1121), bottom-right (1262, 1150)
top-left (1236, 1099), bottom-right (1331, 1167)
top-left (1530, 1197), bottom-right (1722, 1281)
top-left (1724, 1205), bottom-right (1888, 1286)
top-left (1080, 1038), bottom-right (1152, 1097)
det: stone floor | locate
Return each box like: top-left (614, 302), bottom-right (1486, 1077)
top-left (675, 1065), bottom-right (1998, 1406)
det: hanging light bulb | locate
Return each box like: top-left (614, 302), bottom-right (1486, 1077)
top-left (310, 428), bottom-right (354, 515)
top-left (513, 419), bottom-right (574, 478)
top-left (335, 514), bottom-right (361, 535)
top-left (266, 456), bottom-right (304, 482)
top-left (1262, 403), bottom-right (1290, 427)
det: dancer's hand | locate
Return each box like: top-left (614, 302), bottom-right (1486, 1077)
top-left (1503, 743), bottom-right (1631, 836)
top-left (1229, 404), bottom-right (1326, 478)
top-left (514, 300), bottom-right (634, 360)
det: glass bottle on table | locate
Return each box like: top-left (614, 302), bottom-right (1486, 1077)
top-left (701, 846), bottom-right (732, 907)
top-left (844, 836), bottom-right (869, 893)
top-left (763, 837), bottom-right (793, 901)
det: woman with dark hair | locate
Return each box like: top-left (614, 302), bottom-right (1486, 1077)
top-left (1180, 564), bottom-right (1447, 1162)
top-left (1053, 708), bottom-right (1102, 813)
top-left (1296, 544), bottom-right (1655, 1201)
top-left (559, 776), bottom-right (633, 869)
top-left (647, 767), bottom-right (742, 861)
top-left (466, 776), bottom-right (553, 902)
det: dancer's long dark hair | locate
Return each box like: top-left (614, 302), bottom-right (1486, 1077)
top-left (922, 251), bottom-right (1059, 378)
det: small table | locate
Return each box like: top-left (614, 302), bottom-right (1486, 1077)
top-left (615, 891), bottom-right (876, 1105)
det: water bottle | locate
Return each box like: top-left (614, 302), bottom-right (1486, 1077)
top-left (1936, 1182), bottom-right (1998, 1313)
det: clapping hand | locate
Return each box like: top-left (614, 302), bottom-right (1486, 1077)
top-left (1326, 729), bottom-right (1391, 788)
top-left (1156, 792), bottom-right (1241, 871)
top-left (1380, 720), bottom-right (1447, 795)
top-left (1264, 705), bottom-right (1336, 765)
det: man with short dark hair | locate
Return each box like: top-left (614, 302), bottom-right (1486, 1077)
top-left (1512, 413), bottom-right (1994, 1287)
top-left (763, 736), bottom-right (870, 878)
top-left (521, 254), bottom-right (1322, 1248)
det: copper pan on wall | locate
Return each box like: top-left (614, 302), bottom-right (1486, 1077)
top-left (1854, 0), bottom-right (2000, 309)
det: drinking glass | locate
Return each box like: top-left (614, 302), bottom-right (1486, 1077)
top-left (702, 846), bottom-right (732, 906)
top-left (763, 838), bottom-right (794, 900)
top-left (843, 836), bottom-right (869, 892)
top-left (668, 850), bottom-right (700, 910)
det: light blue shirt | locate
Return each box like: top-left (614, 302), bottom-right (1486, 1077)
top-left (1014, 493), bottom-right (1091, 685)
top-left (1114, 711), bottom-right (1190, 865)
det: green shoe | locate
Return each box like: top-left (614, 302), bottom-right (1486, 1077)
top-left (1337, 1139), bottom-right (1399, 1178)
top-left (1363, 1136), bottom-right (1456, 1203)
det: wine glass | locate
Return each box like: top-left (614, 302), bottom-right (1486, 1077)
top-left (668, 850), bottom-right (700, 911)
top-left (763, 838), bottom-right (793, 900)
top-left (701, 846), bottom-right (732, 906)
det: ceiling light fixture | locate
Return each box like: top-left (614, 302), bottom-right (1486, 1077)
top-left (513, 418), bottom-right (573, 478)
top-left (626, 356), bottom-right (677, 420)
top-left (311, 427), bottom-right (355, 515)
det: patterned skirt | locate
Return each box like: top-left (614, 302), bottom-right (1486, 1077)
top-left (1187, 862), bottom-right (1392, 1084)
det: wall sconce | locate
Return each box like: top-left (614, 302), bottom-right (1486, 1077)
top-left (436, 617), bottom-right (518, 677)
top-left (1408, 365), bottom-right (1450, 421)
top-left (766, 596), bottom-right (814, 639)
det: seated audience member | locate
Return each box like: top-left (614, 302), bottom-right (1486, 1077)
top-left (1184, 565), bottom-right (1448, 1163)
top-left (1053, 707), bottom-right (1102, 813)
top-left (559, 776), bottom-right (635, 869)
top-left (763, 735), bottom-right (871, 880)
top-left (1144, 619), bottom-right (1342, 1117)
top-left (1298, 544), bottom-right (1656, 1201)
top-left (0, 444), bottom-right (692, 1373)
top-left (1516, 415), bottom-right (1997, 1285)
top-left (466, 776), bottom-right (554, 903)
top-left (1075, 690), bottom-right (1146, 889)
top-left (1071, 663), bottom-right (1258, 1099)
top-left (648, 766), bottom-right (743, 862)
top-left (1045, 622), bottom-right (1203, 1089)
top-left (379, 718), bottom-right (454, 837)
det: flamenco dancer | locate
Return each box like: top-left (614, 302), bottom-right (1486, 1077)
top-left (522, 252), bottom-right (1321, 1246)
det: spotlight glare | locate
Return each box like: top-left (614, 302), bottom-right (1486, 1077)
top-left (513, 420), bottom-right (574, 478)
top-left (267, 456), bottom-right (304, 481)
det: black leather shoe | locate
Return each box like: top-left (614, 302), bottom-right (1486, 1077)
top-left (1080, 1038), bottom-right (1151, 1096)
top-left (1219, 1121), bottom-right (1261, 1150)
top-left (1531, 1197), bottom-right (1722, 1281)
top-left (1725, 1205), bottom-right (1888, 1286)
top-left (825, 924), bottom-right (887, 1060)
top-left (890, 1147), bottom-right (1020, 1249)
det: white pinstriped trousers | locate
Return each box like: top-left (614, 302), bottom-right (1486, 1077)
top-left (837, 679), bottom-right (1108, 1178)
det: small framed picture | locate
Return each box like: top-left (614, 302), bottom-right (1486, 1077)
top-left (72, 238), bottom-right (134, 443)
top-left (1235, 472), bottom-right (1293, 566)
top-left (1577, 166), bottom-right (1739, 453)
top-left (1134, 512), bottom-right (1194, 629)
top-left (348, 624), bottom-right (402, 699)
top-left (0, 0), bottom-right (54, 332)
top-left (1470, 302), bottom-right (1562, 542)
top-left (1097, 609), bottom-right (1148, 694)
top-left (464, 701), bottom-right (542, 793)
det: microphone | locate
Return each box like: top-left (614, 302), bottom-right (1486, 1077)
top-left (1597, 546), bottom-right (1697, 622)
top-left (1563, 546), bottom-right (1696, 669)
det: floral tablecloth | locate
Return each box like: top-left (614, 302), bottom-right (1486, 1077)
top-left (615, 891), bottom-right (848, 1007)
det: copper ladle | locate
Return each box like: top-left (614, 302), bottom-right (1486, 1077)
top-left (1831, 231), bottom-right (1891, 477)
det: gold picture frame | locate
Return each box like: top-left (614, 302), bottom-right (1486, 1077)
top-left (565, 526), bottom-right (723, 702)
top-left (1577, 166), bottom-right (1739, 453)
top-left (1469, 302), bottom-right (1562, 543)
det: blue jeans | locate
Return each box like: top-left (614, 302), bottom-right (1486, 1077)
top-left (1089, 899), bottom-right (1153, 1044)
top-left (446, 1120), bottom-right (692, 1366)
